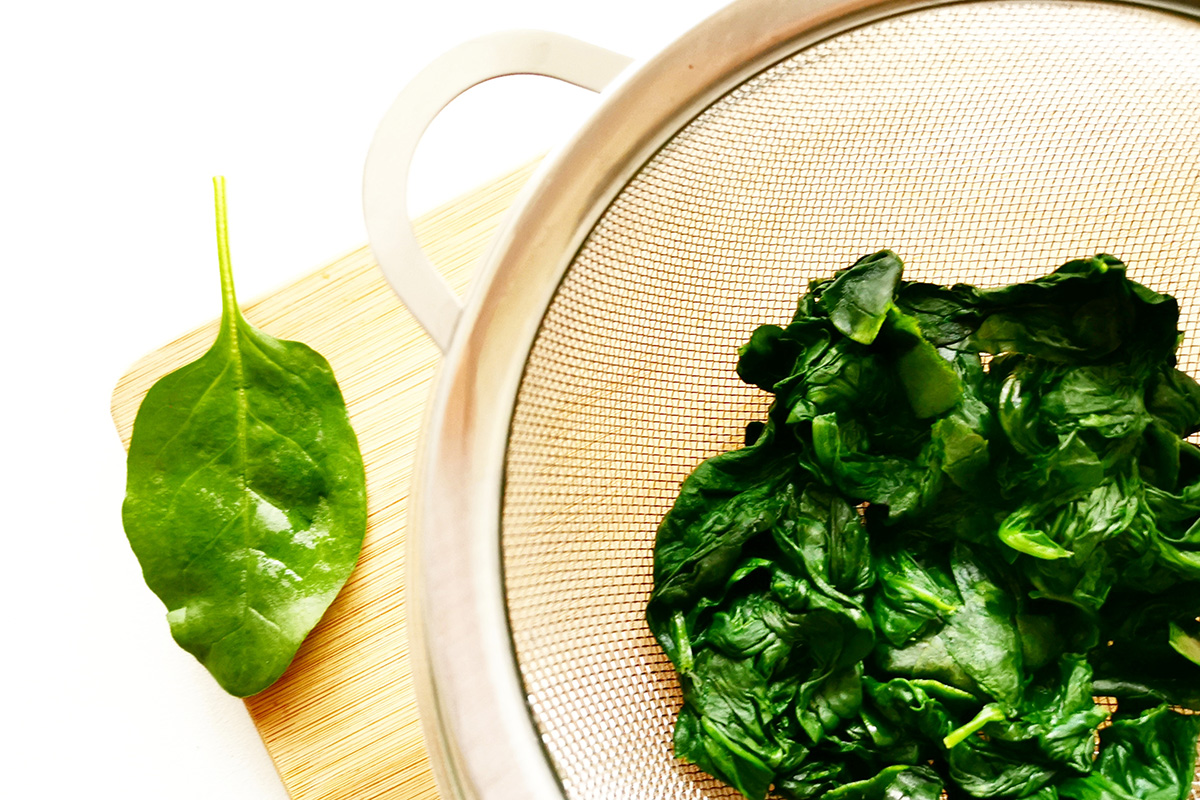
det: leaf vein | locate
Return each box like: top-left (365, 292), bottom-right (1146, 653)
top-left (154, 359), bottom-right (235, 458)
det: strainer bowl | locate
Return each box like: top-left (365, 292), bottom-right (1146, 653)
top-left (365, 1), bottom-right (1200, 797)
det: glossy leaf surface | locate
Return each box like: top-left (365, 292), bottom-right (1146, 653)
top-left (122, 179), bottom-right (366, 696)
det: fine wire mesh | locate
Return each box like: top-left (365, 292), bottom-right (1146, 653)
top-left (499, 2), bottom-right (1200, 798)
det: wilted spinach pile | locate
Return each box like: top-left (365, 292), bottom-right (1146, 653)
top-left (647, 251), bottom-right (1200, 799)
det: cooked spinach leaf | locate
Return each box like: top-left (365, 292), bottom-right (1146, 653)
top-left (122, 178), bottom-right (366, 697)
top-left (650, 250), bottom-right (1200, 799)
top-left (817, 250), bottom-right (903, 345)
top-left (1058, 705), bottom-right (1200, 800)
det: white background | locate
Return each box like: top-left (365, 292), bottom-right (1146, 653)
top-left (1, 1), bottom-right (730, 797)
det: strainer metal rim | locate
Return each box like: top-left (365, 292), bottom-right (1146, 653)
top-left (401, 1), bottom-right (1200, 798)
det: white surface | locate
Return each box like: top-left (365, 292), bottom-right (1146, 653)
top-left (1, 1), bottom-right (728, 798)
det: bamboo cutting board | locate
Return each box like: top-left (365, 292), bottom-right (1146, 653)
top-left (111, 162), bottom-right (538, 800)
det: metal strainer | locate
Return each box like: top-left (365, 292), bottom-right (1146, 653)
top-left (363, 1), bottom-right (1200, 798)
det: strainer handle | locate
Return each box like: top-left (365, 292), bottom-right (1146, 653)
top-left (363, 31), bottom-right (634, 353)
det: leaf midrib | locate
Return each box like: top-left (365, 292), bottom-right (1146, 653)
top-left (213, 175), bottom-right (256, 632)
top-left (228, 315), bottom-right (252, 618)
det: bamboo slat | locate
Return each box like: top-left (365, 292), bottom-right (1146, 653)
top-left (111, 162), bottom-right (538, 800)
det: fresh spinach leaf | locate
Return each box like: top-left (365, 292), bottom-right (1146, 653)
top-left (122, 178), bottom-right (366, 697)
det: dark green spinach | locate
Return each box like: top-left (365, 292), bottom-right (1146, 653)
top-left (649, 251), bottom-right (1200, 799)
top-left (1058, 705), bottom-right (1200, 800)
top-left (122, 178), bottom-right (366, 697)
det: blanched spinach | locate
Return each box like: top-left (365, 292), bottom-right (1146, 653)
top-left (122, 178), bottom-right (366, 697)
top-left (1058, 705), bottom-right (1200, 800)
top-left (649, 251), bottom-right (1200, 799)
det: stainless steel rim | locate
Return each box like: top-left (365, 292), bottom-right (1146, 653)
top-left (410, 1), bottom-right (1200, 798)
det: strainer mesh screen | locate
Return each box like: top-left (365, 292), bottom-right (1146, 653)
top-left (501, 2), bottom-right (1200, 797)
